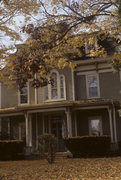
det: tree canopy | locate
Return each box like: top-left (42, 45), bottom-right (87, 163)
top-left (1, 0), bottom-right (121, 88)
top-left (0, 0), bottom-right (39, 62)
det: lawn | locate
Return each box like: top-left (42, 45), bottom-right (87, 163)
top-left (1, 157), bottom-right (121, 180)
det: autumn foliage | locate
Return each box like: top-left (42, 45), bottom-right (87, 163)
top-left (1, 0), bottom-right (121, 88)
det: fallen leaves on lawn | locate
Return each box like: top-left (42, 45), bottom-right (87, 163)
top-left (0, 157), bottom-right (121, 179)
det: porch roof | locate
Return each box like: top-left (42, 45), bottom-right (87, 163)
top-left (0, 99), bottom-right (120, 116)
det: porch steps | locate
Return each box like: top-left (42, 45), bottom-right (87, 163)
top-left (56, 152), bottom-right (67, 158)
top-left (25, 152), bottom-right (70, 160)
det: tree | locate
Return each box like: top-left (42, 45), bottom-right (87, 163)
top-left (0, 0), bottom-right (40, 64)
top-left (1, 0), bottom-right (121, 88)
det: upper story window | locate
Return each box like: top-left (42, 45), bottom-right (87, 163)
top-left (51, 72), bottom-right (58, 100)
top-left (86, 74), bottom-right (100, 99)
top-left (19, 84), bottom-right (29, 104)
top-left (45, 71), bottom-right (66, 101)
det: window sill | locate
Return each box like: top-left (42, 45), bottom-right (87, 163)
top-left (18, 103), bottom-right (29, 106)
top-left (44, 98), bottom-right (66, 102)
top-left (87, 96), bottom-right (100, 99)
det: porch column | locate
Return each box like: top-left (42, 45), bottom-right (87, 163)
top-left (29, 115), bottom-right (32, 147)
top-left (108, 108), bottom-right (114, 143)
top-left (66, 108), bottom-right (72, 137)
top-left (113, 106), bottom-right (117, 143)
top-left (74, 112), bottom-right (77, 136)
top-left (7, 118), bottom-right (10, 136)
top-left (35, 113), bottom-right (38, 149)
top-left (25, 113), bottom-right (32, 147)
top-left (42, 113), bottom-right (45, 134)
top-left (0, 118), bottom-right (2, 134)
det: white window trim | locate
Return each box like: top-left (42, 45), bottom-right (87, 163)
top-left (18, 82), bottom-right (30, 105)
top-left (86, 73), bottom-right (100, 99)
top-left (60, 74), bottom-right (66, 100)
top-left (88, 116), bottom-right (103, 136)
top-left (45, 70), bottom-right (66, 102)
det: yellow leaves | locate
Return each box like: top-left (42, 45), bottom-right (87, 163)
top-left (0, 158), bottom-right (121, 180)
top-left (57, 58), bottom-right (68, 69)
top-left (112, 52), bottom-right (121, 68)
top-left (69, 62), bottom-right (76, 70)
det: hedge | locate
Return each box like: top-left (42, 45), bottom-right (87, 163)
top-left (64, 135), bottom-right (111, 157)
top-left (0, 140), bottom-right (25, 160)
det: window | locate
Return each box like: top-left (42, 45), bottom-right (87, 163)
top-left (45, 71), bottom-right (66, 101)
top-left (51, 72), bottom-right (58, 99)
top-left (86, 74), bottom-right (100, 99)
top-left (19, 84), bottom-right (29, 104)
top-left (60, 75), bottom-right (64, 99)
top-left (89, 117), bottom-right (102, 136)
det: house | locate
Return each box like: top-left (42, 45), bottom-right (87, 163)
top-left (0, 37), bottom-right (121, 154)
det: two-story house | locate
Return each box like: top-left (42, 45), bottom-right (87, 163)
top-left (0, 36), bottom-right (121, 154)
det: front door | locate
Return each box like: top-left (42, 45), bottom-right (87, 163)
top-left (51, 116), bottom-right (65, 152)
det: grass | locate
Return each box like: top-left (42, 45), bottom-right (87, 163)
top-left (1, 157), bottom-right (121, 179)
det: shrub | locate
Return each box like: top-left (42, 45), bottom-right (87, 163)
top-left (38, 134), bottom-right (57, 164)
top-left (118, 140), bottom-right (121, 153)
top-left (64, 135), bottom-right (111, 158)
top-left (0, 140), bottom-right (25, 160)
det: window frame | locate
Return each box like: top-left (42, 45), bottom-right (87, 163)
top-left (45, 71), bottom-right (66, 101)
top-left (86, 73), bottom-right (100, 99)
top-left (18, 82), bottom-right (30, 105)
top-left (88, 116), bottom-right (103, 136)
top-left (50, 72), bottom-right (58, 100)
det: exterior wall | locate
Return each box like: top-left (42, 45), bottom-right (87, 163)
top-left (29, 82), bottom-right (35, 104)
top-left (76, 109), bottom-right (110, 136)
top-left (75, 74), bottom-right (87, 100)
top-left (1, 84), bottom-right (18, 108)
top-left (75, 70), bottom-right (121, 101)
top-left (100, 72), bottom-right (121, 101)
top-left (38, 87), bottom-right (45, 103)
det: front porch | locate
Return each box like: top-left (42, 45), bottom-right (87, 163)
top-left (0, 99), bottom-right (120, 154)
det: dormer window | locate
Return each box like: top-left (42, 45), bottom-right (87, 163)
top-left (45, 71), bottom-right (66, 101)
top-left (85, 37), bottom-right (97, 56)
top-left (19, 83), bottom-right (29, 104)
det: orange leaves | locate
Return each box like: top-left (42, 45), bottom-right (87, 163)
top-left (1, 158), bottom-right (121, 180)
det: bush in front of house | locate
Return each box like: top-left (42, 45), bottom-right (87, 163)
top-left (0, 140), bottom-right (25, 160)
top-left (64, 135), bottom-right (111, 158)
top-left (118, 140), bottom-right (121, 154)
top-left (38, 134), bottom-right (58, 164)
